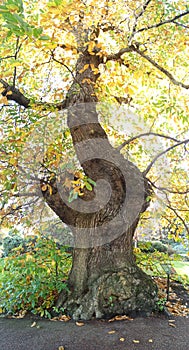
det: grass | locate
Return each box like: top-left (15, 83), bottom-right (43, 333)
top-left (172, 261), bottom-right (189, 277)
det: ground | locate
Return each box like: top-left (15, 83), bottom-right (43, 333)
top-left (0, 280), bottom-right (188, 350)
top-left (0, 315), bottom-right (189, 350)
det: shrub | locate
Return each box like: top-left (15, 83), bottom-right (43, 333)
top-left (2, 231), bottom-right (25, 257)
top-left (138, 241), bottom-right (167, 253)
top-left (151, 241), bottom-right (167, 253)
top-left (0, 236), bottom-right (72, 317)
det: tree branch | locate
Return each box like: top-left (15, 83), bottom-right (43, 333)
top-left (106, 46), bottom-right (133, 61)
top-left (147, 178), bottom-right (189, 195)
top-left (107, 44), bottom-right (189, 89)
top-left (117, 132), bottom-right (180, 151)
top-left (135, 9), bottom-right (189, 34)
top-left (143, 139), bottom-right (189, 176)
top-left (173, 21), bottom-right (189, 29)
top-left (165, 195), bottom-right (189, 234)
top-left (0, 78), bottom-right (30, 107)
top-left (0, 78), bottom-right (67, 110)
top-left (132, 46), bottom-right (189, 89)
top-left (130, 0), bottom-right (152, 39)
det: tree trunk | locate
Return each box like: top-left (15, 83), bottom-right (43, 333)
top-left (43, 47), bottom-right (157, 320)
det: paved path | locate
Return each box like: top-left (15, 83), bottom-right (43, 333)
top-left (0, 316), bottom-right (189, 350)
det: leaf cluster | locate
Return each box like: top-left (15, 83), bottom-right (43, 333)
top-left (0, 235), bottom-right (72, 317)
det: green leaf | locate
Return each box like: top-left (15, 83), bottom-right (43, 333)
top-left (39, 35), bottom-right (50, 41)
top-left (85, 182), bottom-right (93, 191)
top-left (87, 178), bottom-right (96, 186)
top-left (68, 190), bottom-right (78, 202)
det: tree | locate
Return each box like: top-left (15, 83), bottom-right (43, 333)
top-left (0, 0), bottom-right (189, 320)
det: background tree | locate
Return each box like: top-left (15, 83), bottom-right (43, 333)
top-left (0, 0), bottom-right (189, 319)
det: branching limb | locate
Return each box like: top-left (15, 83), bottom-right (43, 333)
top-left (0, 78), bottom-right (30, 107)
top-left (13, 37), bottom-right (20, 87)
top-left (143, 139), bottom-right (189, 176)
top-left (165, 194), bottom-right (189, 234)
top-left (117, 132), bottom-right (180, 151)
top-left (106, 46), bottom-right (133, 61)
top-left (132, 46), bottom-right (189, 89)
top-left (135, 9), bottom-right (189, 34)
top-left (51, 51), bottom-right (76, 82)
top-left (0, 198), bottom-right (39, 225)
top-left (147, 178), bottom-right (189, 195)
top-left (173, 21), bottom-right (189, 29)
top-left (0, 78), bottom-right (67, 110)
top-left (107, 44), bottom-right (189, 89)
top-left (130, 0), bottom-right (152, 40)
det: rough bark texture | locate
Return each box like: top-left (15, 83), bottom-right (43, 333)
top-left (41, 43), bottom-right (158, 319)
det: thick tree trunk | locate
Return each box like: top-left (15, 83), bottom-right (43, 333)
top-left (43, 47), bottom-right (157, 320)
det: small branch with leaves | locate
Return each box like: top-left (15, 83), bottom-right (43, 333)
top-left (117, 132), bottom-right (180, 152)
top-left (143, 139), bottom-right (189, 176)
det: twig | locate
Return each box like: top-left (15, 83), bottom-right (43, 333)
top-left (135, 9), bottom-right (189, 34)
top-left (132, 46), bottom-right (189, 89)
top-left (147, 178), bottom-right (189, 195)
top-left (143, 139), bottom-right (189, 176)
top-left (117, 132), bottom-right (180, 151)
top-left (130, 0), bottom-right (152, 39)
top-left (165, 194), bottom-right (189, 234)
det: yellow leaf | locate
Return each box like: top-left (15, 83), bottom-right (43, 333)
top-left (0, 96), bottom-right (8, 105)
top-left (133, 340), bottom-right (140, 343)
top-left (74, 171), bottom-right (84, 179)
top-left (79, 64), bottom-right (89, 73)
top-left (58, 347), bottom-right (65, 350)
top-left (88, 41), bottom-right (95, 54)
top-left (47, 184), bottom-right (53, 195)
top-left (41, 184), bottom-right (47, 191)
top-left (169, 323), bottom-right (176, 328)
top-left (120, 338), bottom-right (125, 342)
top-left (59, 315), bottom-right (71, 322)
top-left (90, 64), bottom-right (99, 75)
top-left (82, 78), bottom-right (91, 84)
top-left (148, 339), bottom-right (153, 343)
top-left (108, 330), bottom-right (116, 334)
top-left (75, 321), bottom-right (84, 326)
top-left (6, 90), bottom-right (13, 95)
top-left (9, 158), bottom-right (17, 166)
top-left (31, 322), bottom-right (37, 328)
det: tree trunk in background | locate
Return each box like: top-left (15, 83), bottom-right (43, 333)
top-left (44, 48), bottom-right (157, 320)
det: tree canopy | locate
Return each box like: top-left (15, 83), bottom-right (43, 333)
top-left (0, 0), bottom-right (188, 239)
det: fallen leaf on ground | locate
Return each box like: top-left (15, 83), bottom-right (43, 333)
top-left (133, 339), bottom-right (140, 343)
top-left (31, 322), bottom-right (37, 328)
top-left (58, 346), bottom-right (64, 350)
top-left (11, 310), bottom-right (27, 319)
top-left (51, 315), bottom-right (71, 322)
top-left (120, 337), bottom-right (125, 341)
top-left (148, 339), bottom-right (153, 343)
top-left (108, 315), bottom-right (133, 322)
top-left (108, 330), bottom-right (116, 334)
top-left (169, 323), bottom-right (176, 328)
top-left (76, 321), bottom-right (85, 326)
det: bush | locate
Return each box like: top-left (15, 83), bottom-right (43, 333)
top-left (0, 236), bottom-right (72, 317)
top-left (2, 231), bottom-right (25, 257)
top-left (138, 241), bottom-right (167, 253)
top-left (151, 241), bottom-right (167, 253)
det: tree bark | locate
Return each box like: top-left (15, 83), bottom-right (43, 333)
top-left (42, 47), bottom-right (157, 319)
